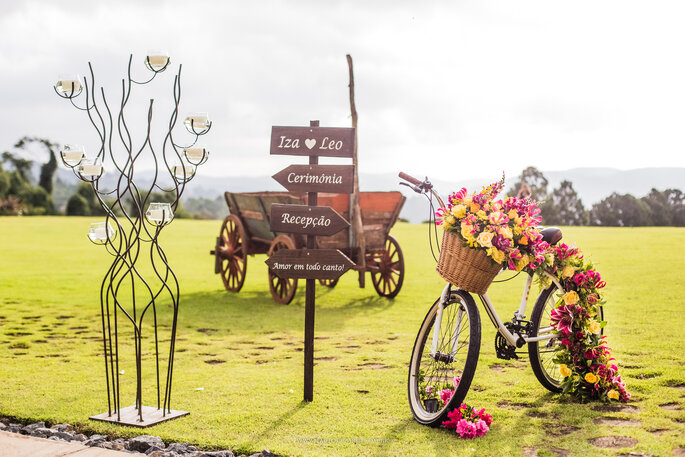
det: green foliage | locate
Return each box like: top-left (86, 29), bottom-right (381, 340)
top-left (0, 219), bottom-right (684, 457)
top-left (541, 180), bottom-right (587, 226)
top-left (65, 183), bottom-right (106, 216)
top-left (1, 137), bottom-right (60, 215)
top-left (641, 188), bottom-right (685, 226)
top-left (66, 193), bottom-right (89, 216)
top-left (589, 192), bottom-right (652, 226)
top-left (506, 166), bottom-right (548, 201)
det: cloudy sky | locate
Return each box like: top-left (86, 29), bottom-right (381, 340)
top-left (1, 0), bottom-right (684, 185)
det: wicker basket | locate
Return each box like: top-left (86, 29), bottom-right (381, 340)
top-left (436, 230), bottom-right (501, 295)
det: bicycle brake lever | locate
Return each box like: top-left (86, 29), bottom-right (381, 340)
top-left (399, 181), bottom-right (423, 194)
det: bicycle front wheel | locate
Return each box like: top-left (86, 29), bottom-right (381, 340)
top-left (407, 289), bottom-right (481, 427)
top-left (529, 284), bottom-right (604, 392)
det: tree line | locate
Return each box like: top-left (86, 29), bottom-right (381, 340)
top-left (508, 166), bottom-right (685, 227)
top-left (2, 139), bottom-right (683, 225)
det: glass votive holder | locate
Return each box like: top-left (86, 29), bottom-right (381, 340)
top-left (146, 202), bottom-right (174, 226)
top-left (145, 51), bottom-right (170, 72)
top-left (183, 146), bottom-right (208, 164)
top-left (61, 144), bottom-right (86, 167)
top-left (77, 158), bottom-right (103, 179)
top-left (172, 164), bottom-right (195, 181)
top-left (88, 221), bottom-right (116, 244)
top-left (184, 113), bottom-right (210, 133)
top-left (55, 74), bottom-right (82, 97)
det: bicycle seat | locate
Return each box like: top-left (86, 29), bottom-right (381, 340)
top-left (539, 227), bottom-right (562, 245)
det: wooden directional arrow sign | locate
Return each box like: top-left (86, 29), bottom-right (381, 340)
top-left (272, 164), bottom-right (355, 194)
top-left (270, 204), bottom-right (350, 236)
top-left (266, 249), bottom-right (355, 280)
top-left (270, 126), bottom-right (355, 158)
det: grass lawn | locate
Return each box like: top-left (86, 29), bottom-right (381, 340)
top-left (0, 217), bottom-right (684, 457)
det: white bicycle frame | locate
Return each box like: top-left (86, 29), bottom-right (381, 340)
top-left (430, 270), bottom-right (563, 357)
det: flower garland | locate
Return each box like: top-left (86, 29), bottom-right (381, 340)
top-left (537, 243), bottom-right (631, 402)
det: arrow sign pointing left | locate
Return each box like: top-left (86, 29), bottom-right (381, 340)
top-left (270, 204), bottom-right (350, 236)
top-left (272, 164), bottom-right (354, 194)
top-left (266, 248), bottom-right (355, 280)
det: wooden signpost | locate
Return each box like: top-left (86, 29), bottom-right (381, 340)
top-left (270, 204), bottom-right (349, 236)
top-left (268, 120), bottom-right (355, 402)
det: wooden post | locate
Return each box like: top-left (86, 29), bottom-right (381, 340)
top-left (346, 54), bottom-right (366, 287)
top-left (303, 119), bottom-right (319, 402)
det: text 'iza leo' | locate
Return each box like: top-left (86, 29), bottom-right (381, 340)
top-left (277, 136), bottom-right (344, 151)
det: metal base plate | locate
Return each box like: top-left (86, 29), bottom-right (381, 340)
top-left (90, 405), bottom-right (189, 428)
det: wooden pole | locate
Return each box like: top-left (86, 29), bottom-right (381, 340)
top-left (346, 54), bottom-right (366, 287)
top-left (303, 119), bottom-right (319, 402)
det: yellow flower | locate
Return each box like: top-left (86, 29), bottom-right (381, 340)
top-left (470, 202), bottom-right (481, 213)
top-left (499, 226), bottom-right (513, 239)
top-left (451, 204), bottom-right (467, 219)
top-left (477, 231), bottom-right (494, 248)
top-left (585, 372), bottom-right (599, 384)
top-left (587, 320), bottom-right (601, 335)
top-left (488, 247), bottom-right (506, 264)
top-left (545, 253), bottom-right (555, 267)
top-left (559, 364), bottom-right (572, 378)
top-left (461, 223), bottom-right (473, 239)
top-left (476, 210), bottom-right (488, 220)
top-left (562, 265), bottom-right (575, 278)
top-left (508, 209), bottom-right (518, 219)
top-left (563, 291), bottom-right (579, 305)
top-left (607, 389), bottom-right (619, 400)
top-left (513, 225), bottom-right (523, 236)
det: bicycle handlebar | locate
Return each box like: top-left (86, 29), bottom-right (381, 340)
top-left (398, 171), bottom-right (446, 209)
top-left (398, 172), bottom-right (422, 187)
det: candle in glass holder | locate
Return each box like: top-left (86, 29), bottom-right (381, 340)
top-left (172, 164), bottom-right (195, 179)
top-left (184, 113), bottom-right (210, 131)
top-left (88, 221), bottom-right (116, 243)
top-left (78, 159), bottom-right (103, 178)
top-left (145, 51), bottom-right (170, 71)
top-left (146, 202), bottom-right (174, 225)
top-left (184, 146), bottom-right (207, 163)
top-left (61, 144), bottom-right (86, 167)
top-left (55, 74), bottom-right (82, 95)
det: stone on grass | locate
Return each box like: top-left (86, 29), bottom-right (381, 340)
top-left (22, 422), bottom-right (45, 433)
top-left (166, 442), bottom-right (198, 454)
top-left (84, 434), bottom-right (108, 447)
top-left (128, 435), bottom-right (166, 453)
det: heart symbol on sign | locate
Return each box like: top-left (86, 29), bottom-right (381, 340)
top-left (305, 139), bottom-right (316, 149)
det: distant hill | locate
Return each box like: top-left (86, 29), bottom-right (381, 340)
top-left (54, 167), bottom-right (684, 222)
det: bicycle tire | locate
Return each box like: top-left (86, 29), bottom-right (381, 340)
top-left (407, 289), bottom-right (481, 427)
top-left (528, 284), bottom-right (605, 392)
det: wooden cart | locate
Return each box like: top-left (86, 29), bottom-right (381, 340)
top-left (210, 190), bottom-right (406, 304)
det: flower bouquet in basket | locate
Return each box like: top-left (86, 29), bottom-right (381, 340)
top-left (436, 176), bottom-right (550, 293)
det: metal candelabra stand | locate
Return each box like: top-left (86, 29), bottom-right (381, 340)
top-left (54, 53), bottom-right (211, 427)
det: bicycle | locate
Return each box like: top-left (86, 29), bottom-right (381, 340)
top-left (398, 172), bottom-right (603, 427)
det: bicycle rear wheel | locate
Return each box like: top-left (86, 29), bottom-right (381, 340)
top-left (407, 289), bottom-right (481, 427)
top-left (528, 284), bottom-right (605, 392)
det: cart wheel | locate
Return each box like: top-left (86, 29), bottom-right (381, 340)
top-left (268, 235), bottom-right (298, 304)
top-left (369, 235), bottom-right (404, 299)
top-left (217, 214), bottom-right (248, 292)
top-left (318, 278), bottom-right (339, 288)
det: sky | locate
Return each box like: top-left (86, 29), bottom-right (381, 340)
top-left (1, 0), bottom-right (684, 186)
